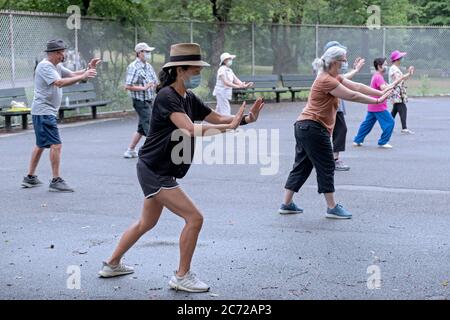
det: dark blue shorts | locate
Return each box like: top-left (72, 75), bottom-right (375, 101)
top-left (32, 115), bottom-right (61, 148)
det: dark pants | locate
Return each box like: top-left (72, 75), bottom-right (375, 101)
top-left (285, 120), bottom-right (335, 194)
top-left (132, 99), bottom-right (152, 136)
top-left (332, 111), bottom-right (347, 154)
top-left (391, 102), bottom-right (407, 130)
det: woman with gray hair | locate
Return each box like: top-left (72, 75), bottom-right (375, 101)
top-left (278, 46), bottom-right (401, 219)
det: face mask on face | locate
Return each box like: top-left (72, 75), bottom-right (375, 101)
top-left (339, 61), bottom-right (349, 73)
top-left (184, 74), bottom-right (202, 89)
top-left (144, 52), bottom-right (151, 61)
top-left (226, 60), bottom-right (233, 67)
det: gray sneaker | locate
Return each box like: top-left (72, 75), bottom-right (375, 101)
top-left (335, 159), bottom-right (350, 171)
top-left (169, 271), bottom-right (210, 293)
top-left (22, 175), bottom-right (43, 188)
top-left (98, 261), bottom-right (135, 278)
top-left (49, 177), bottom-right (74, 193)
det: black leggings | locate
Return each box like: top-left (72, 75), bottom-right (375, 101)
top-left (391, 102), bottom-right (408, 130)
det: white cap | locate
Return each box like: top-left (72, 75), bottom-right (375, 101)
top-left (220, 52), bottom-right (236, 65)
top-left (135, 42), bottom-right (155, 53)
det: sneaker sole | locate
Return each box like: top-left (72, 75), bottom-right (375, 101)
top-left (49, 188), bottom-right (74, 193)
top-left (278, 209), bottom-right (303, 214)
top-left (326, 213), bottom-right (352, 219)
top-left (169, 280), bottom-right (210, 293)
top-left (21, 182), bottom-right (42, 188)
top-left (98, 270), bottom-right (134, 278)
top-left (335, 167), bottom-right (350, 171)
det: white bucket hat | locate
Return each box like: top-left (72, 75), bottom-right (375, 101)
top-left (220, 52), bottom-right (236, 65)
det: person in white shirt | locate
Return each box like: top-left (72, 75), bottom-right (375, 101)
top-left (213, 52), bottom-right (253, 115)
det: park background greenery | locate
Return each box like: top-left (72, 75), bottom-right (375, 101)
top-left (1, 0), bottom-right (449, 113)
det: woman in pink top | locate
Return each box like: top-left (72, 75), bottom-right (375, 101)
top-left (353, 58), bottom-right (411, 148)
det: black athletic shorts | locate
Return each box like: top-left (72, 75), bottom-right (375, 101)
top-left (136, 159), bottom-right (179, 198)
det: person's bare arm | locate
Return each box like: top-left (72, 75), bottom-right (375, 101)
top-left (125, 82), bottom-right (156, 92)
top-left (170, 104), bottom-right (245, 137)
top-left (205, 98), bottom-right (264, 124)
top-left (341, 78), bottom-right (384, 96)
top-left (330, 83), bottom-right (392, 105)
top-left (220, 75), bottom-right (242, 89)
top-left (343, 57), bottom-right (365, 80)
top-left (53, 69), bottom-right (96, 88)
top-left (70, 58), bottom-right (102, 76)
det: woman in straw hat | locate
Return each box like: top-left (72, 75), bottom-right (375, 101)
top-left (99, 43), bottom-right (264, 293)
top-left (213, 52), bottom-right (253, 115)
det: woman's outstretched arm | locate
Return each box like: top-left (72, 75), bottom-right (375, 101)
top-left (330, 83), bottom-right (392, 105)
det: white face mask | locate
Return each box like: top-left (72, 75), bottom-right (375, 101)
top-left (226, 60), bottom-right (233, 67)
top-left (143, 52), bottom-right (151, 61)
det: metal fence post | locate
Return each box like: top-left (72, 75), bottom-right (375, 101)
top-left (135, 23), bottom-right (138, 45)
top-left (190, 21), bottom-right (194, 43)
top-left (251, 22), bottom-right (255, 76)
top-left (382, 27), bottom-right (386, 58)
top-left (315, 24), bottom-right (319, 58)
top-left (9, 13), bottom-right (15, 88)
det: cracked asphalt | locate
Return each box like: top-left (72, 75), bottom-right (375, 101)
top-left (1, 97), bottom-right (449, 300)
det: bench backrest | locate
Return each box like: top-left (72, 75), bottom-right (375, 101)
top-left (281, 74), bottom-right (316, 88)
top-left (239, 75), bottom-right (280, 89)
top-left (0, 87), bottom-right (28, 109)
top-left (351, 73), bottom-right (373, 86)
top-left (62, 82), bottom-right (97, 105)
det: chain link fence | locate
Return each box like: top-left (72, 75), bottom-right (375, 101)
top-left (1, 10), bottom-right (450, 128)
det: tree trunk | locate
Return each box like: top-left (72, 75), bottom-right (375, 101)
top-left (208, 22), bottom-right (226, 91)
top-left (271, 25), bottom-right (299, 74)
top-left (207, 0), bottom-right (232, 92)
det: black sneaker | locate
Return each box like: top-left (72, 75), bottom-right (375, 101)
top-left (49, 177), bottom-right (74, 193)
top-left (22, 175), bottom-right (43, 188)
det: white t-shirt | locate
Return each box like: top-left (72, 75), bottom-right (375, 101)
top-left (213, 65), bottom-right (236, 100)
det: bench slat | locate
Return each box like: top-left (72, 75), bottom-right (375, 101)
top-left (59, 100), bottom-right (111, 110)
top-left (62, 91), bottom-right (97, 103)
top-left (0, 87), bottom-right (27, 99)
top-left (62, 82), bottom-right (95, 93)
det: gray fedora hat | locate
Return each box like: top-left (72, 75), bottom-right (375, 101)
top-left (44, 39), bottom-right (68, 52)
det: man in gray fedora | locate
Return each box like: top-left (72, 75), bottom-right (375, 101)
top-left (22, 39), bottom-right (101, 192)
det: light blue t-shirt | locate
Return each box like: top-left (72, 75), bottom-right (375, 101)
top-left (31, 59), bottom-right (72, 116)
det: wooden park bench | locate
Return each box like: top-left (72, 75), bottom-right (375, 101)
top-left (232, 75), bottom-right (288, 103)
top-left (59, 82), bottom-right (111, 122)
top-left (280, 74), bottom-right (316, 102)
top-left (0, 87), bottom-right (31, 131)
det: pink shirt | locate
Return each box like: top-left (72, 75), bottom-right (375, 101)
top-left (367, 72), bottom-right (387, 112)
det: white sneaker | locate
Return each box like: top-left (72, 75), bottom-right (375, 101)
top-left (379, 144), bottom-right (393, 149)
top-left (123, 149), bottom-right (138, 159)
top-left (169, 271), bottom-right (210, 293)
top-left (401, 129), bottom-right (415, 135)
top-left (353, 142), bottom-right (363, 147)
top-left (98, 261), bottom-right (135, 278)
